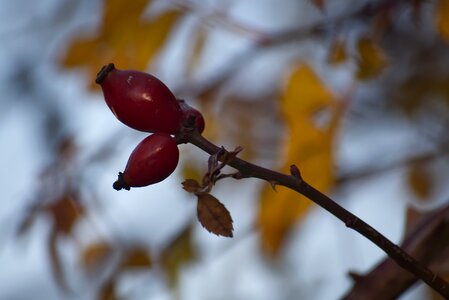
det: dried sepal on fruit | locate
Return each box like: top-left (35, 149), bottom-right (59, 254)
top-left (177, 99), bottom-right (205, 134)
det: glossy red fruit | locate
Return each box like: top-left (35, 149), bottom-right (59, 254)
top-left (113, 133), bottom-right (179, 190)
top-left (178, 99), bottom-right (205, 134)
top-left (96, 63), bottom-right (183, 134)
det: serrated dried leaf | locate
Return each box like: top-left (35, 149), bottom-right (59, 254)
top-left (197, 193), bottom-right (233, 237)
top-left (182, 179), bottom-right (201, 194)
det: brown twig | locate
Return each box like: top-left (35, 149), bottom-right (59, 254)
top-left (343, 203), bottom-right (449, 299)
top-left (176, 128), bottom-right (449, 298)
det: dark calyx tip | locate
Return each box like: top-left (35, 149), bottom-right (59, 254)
top-left (95, 63), bottom-right (115, 84)
top-left (113, 172), bottom-right (130, 191)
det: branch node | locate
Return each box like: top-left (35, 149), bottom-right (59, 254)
top-left (174, 114), bottom-right (200, 145)
top-left (232, 171), bottom-right (244, 180)
top-left (345, 217), bottom-right (358, 228)
top-left (348, 271), bottom-right (364, 283)
top-left (290, 164), bottom-right (302, 181)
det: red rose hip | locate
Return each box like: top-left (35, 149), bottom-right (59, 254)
top-left (113, 133), bottom-right (179, 190)
top-left (178, 99), bottom-right (205, 134)
top-left (96, 63), bottom-right (183, 134)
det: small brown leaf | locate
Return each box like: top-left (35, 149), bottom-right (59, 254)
top-left (82, 242), bottom-right (113, 271)
top-left (310, 0), bottom-right (325, 11)
top-left (408, 164), bottom-right (433, 200)
top-left (47, 195), bottom-right (83, 235)
top-left (197, 194), bottom-right (234, 237)
top-left (436, 0), bottom-right (449, 42)
top-left (327, 38), bottom-right (347, 64)
top-left (120, 247), bottom-right (152, 269)
top-left (182, 179), bottom-right (201, 194)
top-left (356, 37), bottom-right (387, 80)
top-left (99, 278), bottom-right (118, 300)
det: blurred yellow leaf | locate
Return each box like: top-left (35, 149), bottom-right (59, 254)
top-left (258, 65), bottom-right (340, 256)
top-left (62, 0), bottom-right (182, 86)
top-left (186, 24), bottom-right (207, 77)
top-left (259, 186), bottom-right (312, 256)
top-left (356, 37), bottom-right (387, 80)
top-left (161, 225), bottom-right (196, 287)
top-left (408, 164), bottom-right (433, 200)
top-left (436, 0), bottom-right (449, 42)
top-left (181, 162), bottom-right (204, 183)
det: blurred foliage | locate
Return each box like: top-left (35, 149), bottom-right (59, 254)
top-left (408, 163), bottom-right (434, 200)
top-left (14, 0), bottom-right (449, 298)
top-left (160, 225), bottom-right (196, 287)
top-left (356, 37), bottom-right (387, 80)
top-left (62, 0), bottom-right (182, 87)
top-left (258, 64), bottom-right (341, 256)
top-left (436, 0), bottom-right (449, 41)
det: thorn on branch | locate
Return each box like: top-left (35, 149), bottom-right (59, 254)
top-left (348, 271), bottom-right (364, 283)
top-left (269, 180), bottom-right (278, 191)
